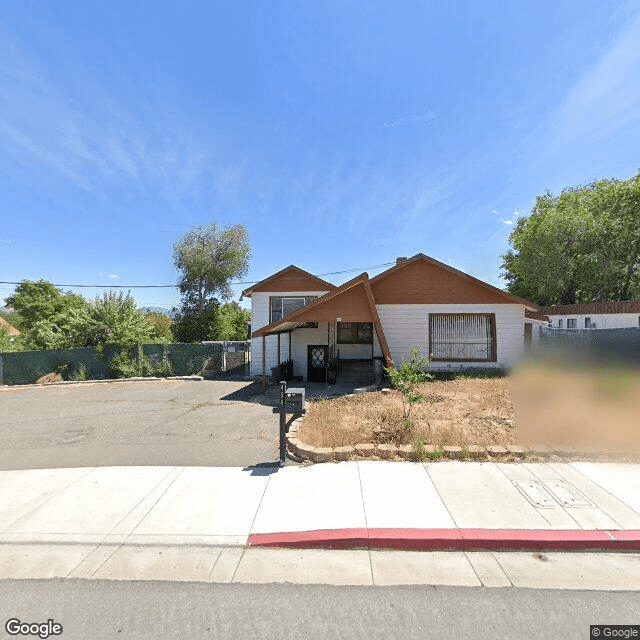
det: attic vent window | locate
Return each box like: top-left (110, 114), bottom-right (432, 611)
top-left (429, 313), bottom-right (496, 362)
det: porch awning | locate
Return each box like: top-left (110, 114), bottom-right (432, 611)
top-left (252, 273), bottom-right (394, 367)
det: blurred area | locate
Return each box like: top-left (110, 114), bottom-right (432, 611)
top-left (510, 337), bottom-right (640, 455)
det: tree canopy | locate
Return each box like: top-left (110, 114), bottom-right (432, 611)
top-left (5, 280), bottom-right (88, 350)
top-left (501, 171), bottom-right (640, 305)
top-left (172, 222), bottom-right (250, 341)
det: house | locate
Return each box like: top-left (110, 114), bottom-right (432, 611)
top-left (524, 309), bottom-right (550, 351)
top-left (241, 254), bottom-right (539, 383)
top-left (539, 301), bottom-right (640, 330)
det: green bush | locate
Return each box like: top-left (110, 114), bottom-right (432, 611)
top-left (384, 346), bottom-right (435, 421)
top-left (108, 350), bottom-right (139, 379)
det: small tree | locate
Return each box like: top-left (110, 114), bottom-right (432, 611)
top-left (68, 291), bottom-right (156, 349)
top-left (384, 347), bottom-right (434, 424)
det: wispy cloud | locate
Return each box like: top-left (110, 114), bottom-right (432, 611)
top-left (542, 10), bottom-right (640, 158)
top-left (108, 273), bottom-right (119, 280)
top-left (0, 27), bottom-right (222, 204)
top-left (0, 238), bottom-right (13, 244)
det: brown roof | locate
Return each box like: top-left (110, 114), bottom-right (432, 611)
top-left (370, 253), bottom-right (539, 310)
top-left (540, 301), bottom-right (640, 315)
top-left (0, 317), bottom-right (20, 336)
top-left (525, 309), bottom-right (550, 322)
top-left (240, 265), bottom-right (336, 299)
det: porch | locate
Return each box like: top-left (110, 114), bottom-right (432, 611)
top-left (251, 274), bottom-right (393, 387)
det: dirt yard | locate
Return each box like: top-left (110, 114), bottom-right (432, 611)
top-left (297, 378), bottom-right (515, 449)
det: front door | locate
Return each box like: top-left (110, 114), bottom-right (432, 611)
top-left (307, 345), bottom-right (327, 382)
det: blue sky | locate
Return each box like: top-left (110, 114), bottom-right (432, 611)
top-left (1, 1), bottom-right (640, 310)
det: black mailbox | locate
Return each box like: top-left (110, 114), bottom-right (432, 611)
top-left (284, 387), bottom-right (306, 414)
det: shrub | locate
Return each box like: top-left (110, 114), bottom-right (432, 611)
top-left (384, 346), bottom-right (435, 422)
top-left (108, 350), bottom-right (139, 379)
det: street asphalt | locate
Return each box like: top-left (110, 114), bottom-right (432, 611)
top-left (0, 379), bottom-right (280, 469)
top-left (0, 579), bottom-right (638, 640)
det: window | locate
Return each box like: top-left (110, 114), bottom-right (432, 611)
top-left (270, 296), bottom-right (317, 323)
top-left (429, 313), bottom-right (496, 362)
top-left (337, 322), bottom-right (373, 344)
top-left (558, 319), bottom-right (563, 328)
top-left (567, 318), bottom-right (577, 329)
top-left (585, 317), bottom-right (591, 329)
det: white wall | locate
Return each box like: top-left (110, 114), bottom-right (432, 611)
top-left (250, 290), bottom-right (329, 377)
top-left (548, 313), bottom-right (640, 329)
top-left (377, 304), bottom-right (525, 370)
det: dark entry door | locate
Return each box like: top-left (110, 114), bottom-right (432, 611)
top-left (307, 345), bottom-right (327, 382)
top-left (524, 322), bottom-right (532, 352)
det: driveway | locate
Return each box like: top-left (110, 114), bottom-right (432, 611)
top-left (0, 379), bottom-right (279, 470)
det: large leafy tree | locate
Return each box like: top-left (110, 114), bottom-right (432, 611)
top-left (501, 172), bottom-right (640, 305)
top-left (5, 280), bottom-right (88, 349)
top-left (172, 222), bottom-right (250, 342)
top-left (67, 291), bottom-right (157, 349)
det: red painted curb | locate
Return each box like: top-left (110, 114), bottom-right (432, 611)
top-left (368, 528), bottom-right (463, 551)
top-left (247, 528), bottom-right (369, 549)
top-left (247, 528), bottom-right (640, 551)
top-left (609, 530), bottom-right (640, 550)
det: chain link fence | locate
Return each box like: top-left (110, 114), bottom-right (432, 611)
top-left (538, 326), bottom-right (640, 366)
top-left (0, 341), bottom-right (250, 386)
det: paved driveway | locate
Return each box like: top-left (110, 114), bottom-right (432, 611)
top-left (0, 379), bottom-right (279, 470)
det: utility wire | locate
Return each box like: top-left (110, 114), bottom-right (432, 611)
top-left (0, 262), bottom-right (396, 289)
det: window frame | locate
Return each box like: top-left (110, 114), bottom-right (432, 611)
top-left (269, 296), bottom-right (317, 324)
top-left (337, 321), bottom-right (373, 345)
top-left (428, 313), bottom-right (497, 362)
top-left (567, 318), bottom-right (577, 329)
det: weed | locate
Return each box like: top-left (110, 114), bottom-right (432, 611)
top-left (69, 364), bottom-right (89, 381)
top-left (414, 437), bottom-right (426, 461)
top-left (427, 444), bottom-right (445, 460)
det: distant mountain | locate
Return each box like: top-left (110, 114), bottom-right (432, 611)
top-left (141, 306), bottom-right (171, 315)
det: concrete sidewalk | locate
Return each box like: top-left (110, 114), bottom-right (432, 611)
top-left (1, 460), bottom-right (639, 552)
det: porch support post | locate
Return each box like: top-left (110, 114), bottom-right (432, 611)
top-left (277, 332), bottom-right (281, 366)
top-left (261, 335), bottom-right (266, 392)
top-left (288, 332), bottom-right (292, 359)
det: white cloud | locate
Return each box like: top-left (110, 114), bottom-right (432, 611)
top-left (500, 218), bottom-right (513, 226)
top-left (108, 273), bottom-right (119, 279)
top-left (0, 238), bottom-right (13, 244)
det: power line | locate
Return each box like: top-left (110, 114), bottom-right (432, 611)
top-left (0, 262), bottom-right (396, 290)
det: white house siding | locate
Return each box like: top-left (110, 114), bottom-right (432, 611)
top-left (547, 313), bottom-right (640, 329)
top-left (525, 318), bottom-right (547, 350)
top-left (377, 304), bottom-right (525, 371)
top-left (250, 290), bottom-right (330, 377)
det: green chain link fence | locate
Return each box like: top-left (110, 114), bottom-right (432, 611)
top-left (0, 342), bottom-right (249, 386)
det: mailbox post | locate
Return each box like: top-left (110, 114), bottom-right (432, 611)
top-left (278, 381), bottom-right (306, 466)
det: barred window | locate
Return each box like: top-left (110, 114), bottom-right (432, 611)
top-left (429, 314), bottom-right (496, 362)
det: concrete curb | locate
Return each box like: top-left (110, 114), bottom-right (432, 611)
top-left (247, 528), bottom-right (640, 552)
top-left (0, 375), bottom-right (204, 389)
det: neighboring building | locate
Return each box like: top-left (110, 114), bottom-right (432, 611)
top-left (242, 254), bottom-right (539, 382)
top-left (524, 309), bottom-right (550, 351)
top-left (540, 301), bottom-right (640, 330)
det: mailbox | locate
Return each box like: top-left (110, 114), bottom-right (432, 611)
top-left (284, 387), bottom-right (306, 414)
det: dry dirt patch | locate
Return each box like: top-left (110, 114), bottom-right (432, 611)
top-left (298, 378), bottom-right (515, 448)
